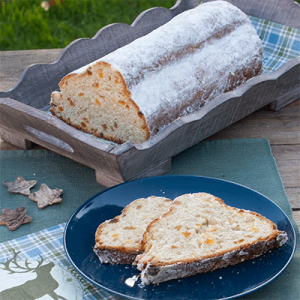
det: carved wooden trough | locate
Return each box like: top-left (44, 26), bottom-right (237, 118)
top-left (0, 0), bottom-right (299, 187)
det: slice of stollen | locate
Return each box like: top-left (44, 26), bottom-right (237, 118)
top-left (135, 193), bottom-right (288, 285)
top-left (94, 196), bottom-right (172, 264)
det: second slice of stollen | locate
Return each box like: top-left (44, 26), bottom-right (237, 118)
top-left (135, 193), bottom-right (288, 285)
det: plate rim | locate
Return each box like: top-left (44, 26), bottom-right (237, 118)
top-left (63, 175), bottom-right (297, 300)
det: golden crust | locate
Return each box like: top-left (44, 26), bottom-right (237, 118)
top-left (59, 73), bottom-right (77, 87)
top-left (142, 231), bottom-right (282, 268)
top-left (140, 232), bottom-right (286, 285)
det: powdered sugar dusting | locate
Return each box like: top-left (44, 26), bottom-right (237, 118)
top-left (72, 1), bottom-right (262, 136)
top-left (102, 1), bottom-right (252, 81)
top-left (131, 22), bottom-right (261, 120)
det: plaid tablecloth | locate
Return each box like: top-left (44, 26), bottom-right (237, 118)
top-left (250, 16), bottom-right (300, 74)
top-left (0, 224), bottom-right (116, 300)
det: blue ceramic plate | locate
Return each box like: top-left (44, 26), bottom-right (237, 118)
top-left (64, 175), bottom-right (296, 300)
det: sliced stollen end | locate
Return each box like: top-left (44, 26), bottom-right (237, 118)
top-left (93, 196), bottom-right (172, 264)
top-left (135, 193), bottom-right (288, 285)
top-left (50, 61), bottom-right (150, 145)
top-left (50, 1), bottom-right (262, 144)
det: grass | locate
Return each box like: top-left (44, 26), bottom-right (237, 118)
top-left (1, 0), bottom-right (299, 51)
top-left (0, 0), bottom-right (175, 50)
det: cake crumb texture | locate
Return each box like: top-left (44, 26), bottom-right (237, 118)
top-left (93, 196), bottom-right (172, 264)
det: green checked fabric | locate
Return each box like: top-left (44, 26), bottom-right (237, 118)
top-left (250, 16), bottom-right (300, 74)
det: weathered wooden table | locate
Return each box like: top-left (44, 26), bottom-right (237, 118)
top-left (0, 48), bottom-right (299, 228)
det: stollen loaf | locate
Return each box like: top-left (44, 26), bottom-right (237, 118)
top-left (135, 193), bottom-right (288, 285)
top-left (50, 1), bottom-right (262, 144)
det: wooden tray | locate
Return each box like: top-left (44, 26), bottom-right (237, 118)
top-left (0, 0), bottom-right (299, 187)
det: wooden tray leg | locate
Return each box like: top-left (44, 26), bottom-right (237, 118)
top-left (0, 128), bottom-right (34, 150)
top-left (95, 170), bottom-right (125, 188)
top-left (95, 158), bottom-right (172, 187)
top-left (270, 93), bottom-right (300, 111)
